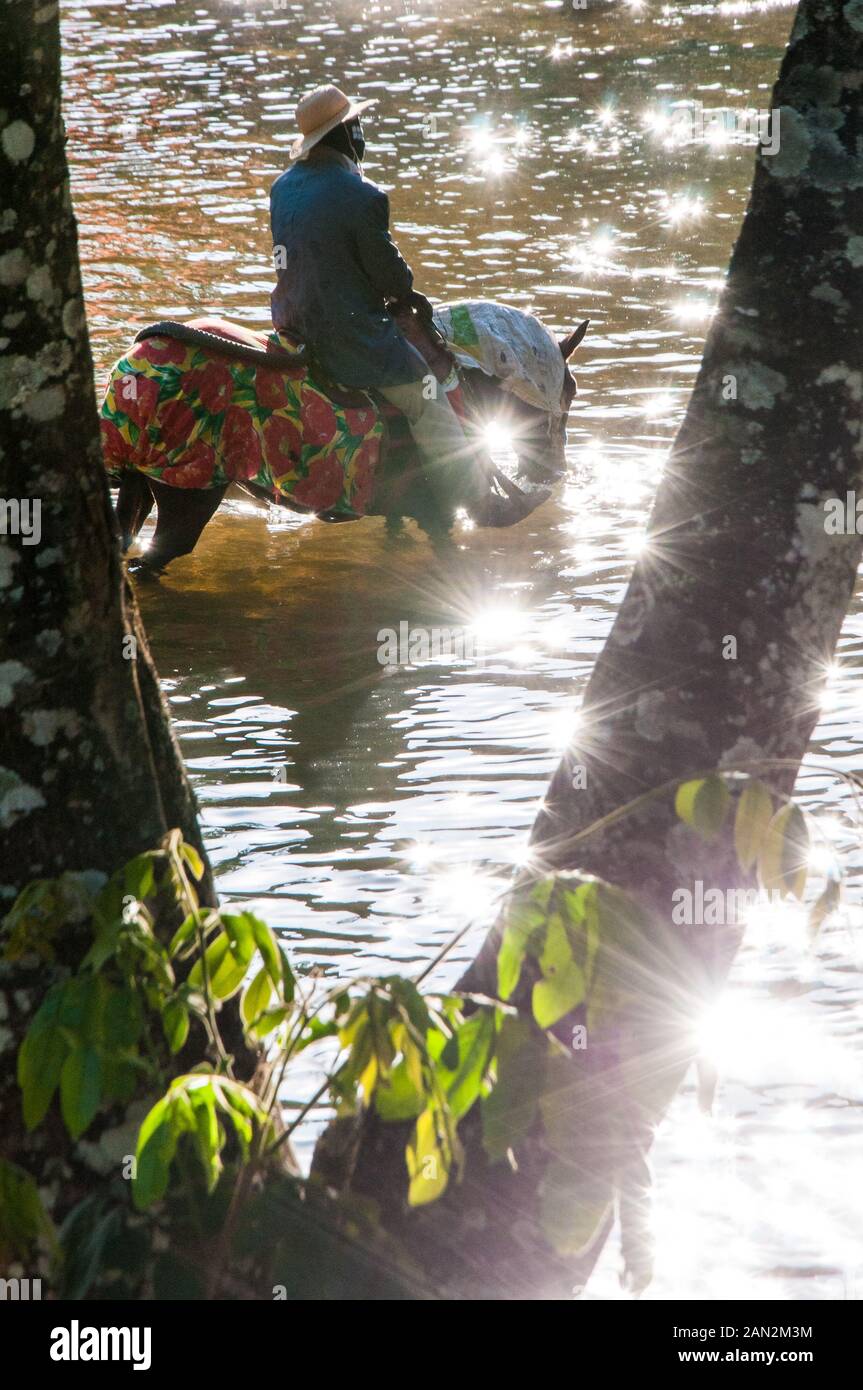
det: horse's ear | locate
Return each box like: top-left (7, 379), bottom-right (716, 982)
top-left (560, 319), bottom-right (590, 360)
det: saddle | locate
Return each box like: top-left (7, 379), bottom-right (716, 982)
top-left (136, 307), bottom-right (453, 404)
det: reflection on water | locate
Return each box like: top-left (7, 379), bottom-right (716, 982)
top-left (66, 0), bottom-right (862, 1298)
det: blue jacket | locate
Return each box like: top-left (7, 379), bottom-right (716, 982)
top-left (270, 147), bottom-right (422, 388)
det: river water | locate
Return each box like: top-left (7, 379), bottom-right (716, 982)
top-left (64, 0), bottom-right (862, 1299)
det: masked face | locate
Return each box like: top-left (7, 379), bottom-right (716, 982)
top-left (346, 117), bottom-right (366, 163)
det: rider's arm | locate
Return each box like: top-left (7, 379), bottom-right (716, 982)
top-left (354, 187), bottom-right (414, 303)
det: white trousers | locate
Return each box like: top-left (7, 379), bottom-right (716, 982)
top-left (379, 371), bottom-right (489, 506)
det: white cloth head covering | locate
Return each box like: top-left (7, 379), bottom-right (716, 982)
top-left (433, 300), bottom-right (567, 416)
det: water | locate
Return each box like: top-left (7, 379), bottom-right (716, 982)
top-left (64, 0), bottom-right (863, 1299)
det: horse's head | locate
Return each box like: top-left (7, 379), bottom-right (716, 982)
top-left (468, 318), bottom-right (589, 486)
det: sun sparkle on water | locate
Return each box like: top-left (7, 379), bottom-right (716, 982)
top-left (469, 603), bottom-right (528, 645)
top-left (672, 298), bottom-right (714, 325)
top-left (642, 392), bottom-right (675, 418)
top-left (483, 419), bottom-right (516, 457)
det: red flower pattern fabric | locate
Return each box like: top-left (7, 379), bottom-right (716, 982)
top-left (262, 413), bottom-right (303, 477)
top-left (135, 336), bottom-right (188, 367)
top-left (161, 440), bottom-right (217, 489)
top-left (181, 362), bottom-right (234, 414)
top-left (159, 399), bottom-right (197, 454)
top-left (255, 369), bottom-right (290, 411)
top-left (301, 392), bottom-right (338, 447)
top-left (291, 454), bottom-right (344, 510)
top-left (100, 328), bottom-right (384, 519)
top-left (222, 405), bottom-right (263, 480)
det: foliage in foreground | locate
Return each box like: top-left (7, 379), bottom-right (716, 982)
top-left (0, 769), bottom-right (846, 1297)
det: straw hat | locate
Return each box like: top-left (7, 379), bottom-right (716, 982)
top-left (290, 84), bottom-right (376, 161)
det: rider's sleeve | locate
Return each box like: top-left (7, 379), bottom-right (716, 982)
top-left (354, 188), bottom-right (414, 302)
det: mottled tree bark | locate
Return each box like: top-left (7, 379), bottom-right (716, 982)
top-left (322, 0), bottom-right (863, 1297)
top-left (0, 1), bottom-right (212, 1198)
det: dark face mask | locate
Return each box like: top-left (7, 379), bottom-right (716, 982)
top-left (346, 118), bottom-right (366, 163)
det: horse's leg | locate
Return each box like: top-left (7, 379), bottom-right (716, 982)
top-left (129, 481), bottom-right (227, 575)
top-left (116, 471), bottom-right (155, 552)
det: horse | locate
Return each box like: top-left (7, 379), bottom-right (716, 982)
top-left (101, 303), bottom-right (589, 574)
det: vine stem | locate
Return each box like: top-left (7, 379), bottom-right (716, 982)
top-left (413, 757), bottom-right (863, 985)
top-left (267, 1076), bottom-right (331, 1156)
top-left (168, 835), bottom-right (233, 1076)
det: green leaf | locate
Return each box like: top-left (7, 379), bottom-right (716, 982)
top-left (101, 1057), bottom-right (139, 1105)
top-left (532, 966), bottom-right (585, 1030)
top-left (168, 912), bottom-right (200, 957)
top-left (482, 1014), bottom-right (546, 1162)
top-left (57, 974), bottom-right (98, 1038)
top-left (246, 1006), bottom-right (288, 1040)
top-left (374, 1059), bottom-right (425, 1121)
top-left (584, 881), bottom-right (651, 1029)
top-left (439, 1029), bottom-right (460, 1071)
top-left (384, 977), bottom-right (431, 1036)
top-left (439, 1010), bottom-right (495, 1119)
top-left (56, 1196), bottom-right (123, 1300)
top-left (81, 919), bottom-right (123, 973)
top-left (531, 912), bottom-right (586, 1028)
top-left (162, 998), bottom-right (190, 1054)
top-left (497, 878), bottom-right (554, 1000)
top-left (249, 916), bottom-right (294, 1001)
top-left (758, 803), bottom-right (809, 900)
top-left (540, 910), bottom-right (574, 976)
top-left (60, 1045), bottom-right (103, 1140)
top-left (0, 1158), bottom-right (56, 1262)
top-left (192, 1089), bottom-right (222, 1193)
top-left (406, 1107), bottom-right (450, 1207)
top-left (277, 948), bottom-right (295, 1004)
top-left (179, 842), bottom-right (205, 882)
top-left (134, 1093), bottom-right (193, 1210)
top-left (211, 915), bottom-right (257, 997)
top-left (188, 929), bottom-right (249, 1000)
top-left (103, 986), bottom-right (143, 1050)
top-left (241, 965), bottom-right (273, 1030)
top-left (539, 1156), bottom-right (612, 1257)
top-left (497, 923), bottom-right (528, 1001)
top-left (122, 852), bottom-right (156, 902)
top-left (17, 986), bottom-right (69, 1130)
top-left (134, 1075), bottom-right (264, 1212)
top-left (537, 1052), bottom-right (614, 1254)
top-left (220, 912), bottom-right (256, 958)
top-left (734, 780), bottom-right (774, 871)
top-left (573, 881), bottom-right (606, 982)
top-left (208, 1075), bottom-right (263, 1154)
top-left (675, 775), bottom-right (730, 842)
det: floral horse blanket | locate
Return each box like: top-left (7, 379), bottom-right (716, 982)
top-left (99, 300), bottom-right (549, 520)
top-left (100, 329), bottom-right (384, 519)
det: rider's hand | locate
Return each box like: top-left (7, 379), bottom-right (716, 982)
top-left (408, 290), bottom-right (434, 321)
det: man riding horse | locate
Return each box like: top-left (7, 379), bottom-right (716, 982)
top-left (270, 84), bottom-right (509, 526)
top-left (103, 88), bottom-right (588, 569)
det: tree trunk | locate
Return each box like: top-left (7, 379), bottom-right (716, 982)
top-left (0, 1), bottom-right (213, 1200)
top-left (324, 0), bottom-right (863, 1297)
